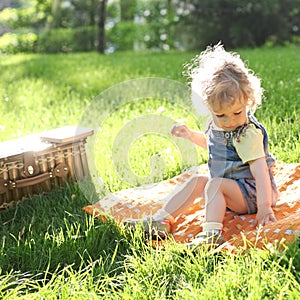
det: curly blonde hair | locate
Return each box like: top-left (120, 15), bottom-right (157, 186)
top-left (185, 43), bottom-right (263, 113)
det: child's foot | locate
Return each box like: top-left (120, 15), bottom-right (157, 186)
top-left (184, 231), bottom-right (225, 250)
top-left (123, 217), bottom-right (171, 240)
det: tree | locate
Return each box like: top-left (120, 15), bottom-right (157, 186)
top-left (1, 0), bottom-right (299, 53)
top-left (173, 0), bottom-right (300, 49)
top-left (98, 0), bottom-right (107, 53)
top-left (48, 0), bottom-right (61, 29)
top-left (120, 0), bottom-right (136, 21)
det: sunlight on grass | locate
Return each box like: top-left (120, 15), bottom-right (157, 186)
top-left (92, 97), bottom-right (206, 192)
top-left (0, 47), bottom-right (300, 298)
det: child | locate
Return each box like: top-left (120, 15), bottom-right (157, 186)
top-left (124, 44), bottom-right (279, 247)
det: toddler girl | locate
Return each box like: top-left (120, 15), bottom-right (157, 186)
top-left (124, 44), bottom-right (279, 247)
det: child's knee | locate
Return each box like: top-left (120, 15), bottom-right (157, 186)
top-left (190, 174), bottom-right (208, 188)
top-left (204, 178), bottom-right (224, 200)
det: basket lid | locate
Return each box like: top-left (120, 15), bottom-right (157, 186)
top-left (0, 134), bottom-right (50, 158)
top-left (0, 126), bottom-right (94, 159)
top-left (40, 126), bottom-right (94, 144)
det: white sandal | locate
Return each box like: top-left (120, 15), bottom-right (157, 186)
top-left (185, 231), bottom-right (224, 249)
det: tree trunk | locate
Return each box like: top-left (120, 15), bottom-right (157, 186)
top-left (98, 0), bottom-right (107, 53)
top-left (50, 0), bottom-right (61, 29)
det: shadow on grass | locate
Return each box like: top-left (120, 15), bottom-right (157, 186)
top-left (0, 183), bottom-right (133, 277)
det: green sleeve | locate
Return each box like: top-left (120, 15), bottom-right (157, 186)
top-left (233, 124), bottom-right (265, 164)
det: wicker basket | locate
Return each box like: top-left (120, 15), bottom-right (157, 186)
top-left (0, 126), bottom-right (93, 208)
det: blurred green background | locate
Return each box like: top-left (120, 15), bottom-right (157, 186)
top-left (1, 0), bottom-right (300, 54)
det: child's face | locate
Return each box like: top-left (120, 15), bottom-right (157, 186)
top-left (210, 100), bottom-right (247, 130)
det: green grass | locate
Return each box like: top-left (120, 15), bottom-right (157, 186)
top-left (0, 47), bottom-right (300, 299)
top-left (0, 51), bottom-right (191, 139)
top-left (1, 192), bottom-right (300, 299)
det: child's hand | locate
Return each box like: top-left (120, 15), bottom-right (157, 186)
top-left (254, 207), bottom-right (277, 227)
top-left (171, 124), bottom-right (192, 140)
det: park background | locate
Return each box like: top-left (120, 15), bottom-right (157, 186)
top-left (1, 1), bottom-right (300, 299)
top-left (1, 0), bottom-right (300, 54)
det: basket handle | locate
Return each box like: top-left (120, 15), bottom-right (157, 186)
top-left (0, 163), bottom-right (69, 194)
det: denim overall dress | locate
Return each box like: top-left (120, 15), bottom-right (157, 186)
top-left (206, 114), bottom-right (277, 214)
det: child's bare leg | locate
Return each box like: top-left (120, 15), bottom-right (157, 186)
top-left (185, 178), bottom-right (248, 247)
top-left (124, 175), bottom-right (208, 238)
top-left (154, 175), bottom-right (208, 221)
top-left (203, 177), bottom-right (247, 232)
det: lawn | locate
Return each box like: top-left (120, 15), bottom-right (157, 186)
top-left (0, 46), bottom-right (300, 299)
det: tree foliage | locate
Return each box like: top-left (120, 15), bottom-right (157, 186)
top-left (0, 0), bottom-right (299, 53)
top-left (177, 0), bottom-right (300, 49)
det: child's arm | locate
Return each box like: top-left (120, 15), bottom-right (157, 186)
top-left (249, 157), bottom-right (277, 226)
top-left (171, 124), bottom-right (207, 149)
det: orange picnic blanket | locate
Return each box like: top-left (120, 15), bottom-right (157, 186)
top-left (83, 161), bottom-right (300, 249)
